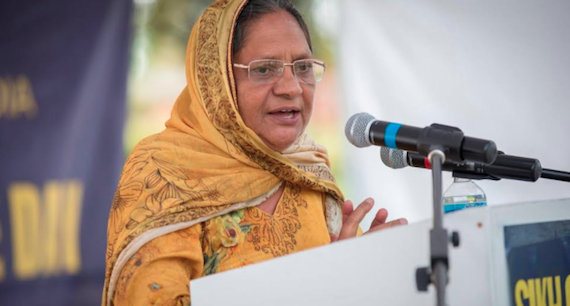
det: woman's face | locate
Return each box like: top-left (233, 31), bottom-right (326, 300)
top-left (233, 10), bottom-right (315, 152)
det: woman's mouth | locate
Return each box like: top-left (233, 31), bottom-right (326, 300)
top-left (277, 110), bottom-right (297, 118)
top-left (268, 109), bottom-right (301, 123)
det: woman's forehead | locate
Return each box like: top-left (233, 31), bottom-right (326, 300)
top-left (235, 11), bottom-right (312, 61)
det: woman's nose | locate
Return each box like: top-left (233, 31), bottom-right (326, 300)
top-left (273, 66), bottom-right (303, 98)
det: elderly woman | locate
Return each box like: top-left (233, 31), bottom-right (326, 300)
top-left (102, 0), bottom-right (407, 305)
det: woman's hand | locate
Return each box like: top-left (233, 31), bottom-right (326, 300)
top-left (330, 198), bottom-right (408, 242)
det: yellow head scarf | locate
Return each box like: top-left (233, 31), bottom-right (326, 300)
top-left (102, 0), bottom-right (344, 304)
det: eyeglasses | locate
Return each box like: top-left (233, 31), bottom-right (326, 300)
top-left (233, 59), bottom-right (326, 85)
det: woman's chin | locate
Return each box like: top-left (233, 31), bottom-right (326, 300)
top-left (262, 132), bottom-right (300, 152)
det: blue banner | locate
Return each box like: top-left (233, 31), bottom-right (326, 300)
top-left (0, 0), bottom-right (131, 305)
top-left (505, 220), bottom-right (570, 306)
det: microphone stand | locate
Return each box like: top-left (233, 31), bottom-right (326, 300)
top-left (452, 167), bottom-right (570, 182)
top-left (415, 149), bottom-right (450, 306)
top-left (541, 169), bottom-right (570, 182)
top-left (432, 150), bottom-right (455, 306)
top-left (414, 124), bottom-right (485, 306)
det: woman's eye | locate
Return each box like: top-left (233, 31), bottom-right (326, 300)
top-left (296, 62), bottom-right (312, 72)
top-left (252, 65), bottom-right (276, 76)
top-left (254, 67), bottom-right (269, 74)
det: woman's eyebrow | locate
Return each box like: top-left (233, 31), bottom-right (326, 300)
top-left (257, 55), bottom-right (282, 60)
top-left (292, 53), bottom-right (313, 61)
top-left (245, 52), bottom-right (313, 61)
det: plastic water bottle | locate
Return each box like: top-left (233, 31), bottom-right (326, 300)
top-left (442, 177), bottom-right (487, 213)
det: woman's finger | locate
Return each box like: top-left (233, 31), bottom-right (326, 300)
top-left (366, 218), bottom-right (408, 234)
top-left (330, 233), bottom-right (339, 242)
top-left (369, 208), bottom-right (388, 228)
top-left (342, 200), bottom-right (354, 223)
top-left (338, 198), bottom-right (374, 240)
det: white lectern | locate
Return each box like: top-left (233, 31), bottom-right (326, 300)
top-left (191, 198), bottom-right (570, 306)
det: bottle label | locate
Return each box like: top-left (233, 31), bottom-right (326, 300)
top-left (443, 202), bottom-right (486, 213)
top-left (443, 194), bottom-right (487, 213)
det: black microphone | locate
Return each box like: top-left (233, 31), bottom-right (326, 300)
top-left (380, 147), bottom-right (542, 182)
top-left (346, 112), bottom-right (497, 164)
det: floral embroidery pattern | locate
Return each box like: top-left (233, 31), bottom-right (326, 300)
top-left (297, 165), bottom-right (336, 183)
top-left (110, 149), bottom-right (156, 234)
top-left (125, 155), bottom-right (225, 230)
top-left (244, 183), bottom-right (308, 257)
top-left (202, 209), bottom-right (251, 275)
top-left (115, 244), bottom-right (161, 298)
top-left (201, 183), bottom-right (310, 275)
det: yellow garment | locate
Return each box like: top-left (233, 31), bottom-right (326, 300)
top-left (112, 182), bottom-right (330, 305)
top-left (102, 0), bottom-right (344, 305)
top-left (202, 182), bottom-right (330, 275)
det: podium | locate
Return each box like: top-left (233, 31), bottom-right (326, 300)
top-left (191, 198), bottom-right (570, 306)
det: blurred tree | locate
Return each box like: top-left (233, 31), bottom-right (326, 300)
top-left (132, 0), bottom-right (331, 65)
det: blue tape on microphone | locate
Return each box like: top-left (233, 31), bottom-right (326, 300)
top-left (385, 123), bottom-right (402, 149)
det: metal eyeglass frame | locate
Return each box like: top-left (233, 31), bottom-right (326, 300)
top-left (233, 59), bottom-right (326, 85)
